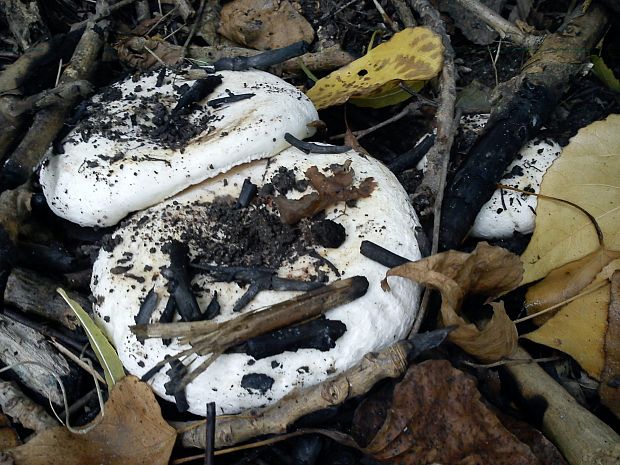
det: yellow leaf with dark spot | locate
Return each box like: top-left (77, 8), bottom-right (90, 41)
top-left (306, 27), bottom-right (443, 110)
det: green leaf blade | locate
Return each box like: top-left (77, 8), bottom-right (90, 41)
top-left (57, 288), bottom-right (125, 387)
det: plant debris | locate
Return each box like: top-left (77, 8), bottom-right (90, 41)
top-left (352, 360), bottom-right (539, 464)
top-left (384, 242), bottom-right (521, 361)
top-left (8, 376), bottom-right (176, 465)
top-left (274, 161), bottom-right (377, 224)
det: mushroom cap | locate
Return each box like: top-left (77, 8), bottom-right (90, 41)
top-left (471, 137), bottom-right (561, 239)
top-left (91, 147), bottom-right (422, 414)
top-left (40, 69), bottom-right (318, 227)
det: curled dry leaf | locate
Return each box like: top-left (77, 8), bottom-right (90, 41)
top-left (384, 242), bottom-right (521, 361)
top-left (9, 376), bottom-right (176, 465)
top-left (306, 27), bottom-right (443, 110)
top-left (218, 0), bottom-right (314, 50)
top-left (353, 360), bottom-right (539, 464)
top-left (521, 114), bottom-right (620, 285)
top-left (274, 161), bottom-right (376, 224)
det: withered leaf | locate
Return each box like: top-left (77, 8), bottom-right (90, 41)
top-left (384, 242), bottom-right (521, 361)
top-left (355, 360), bottom-right (539, 464)
top-left (218, 0), bottom-right (314, 50)
top-left (497, 413), bottom-right (567, 465)
top-left (9, 376), bottom-right (176, 465)
top-left (601, 271), bottom-right (620, 418)
top-left (525, 247), bottom-right (620, 325)
top-left (275, 161), bottom-right (376, 224)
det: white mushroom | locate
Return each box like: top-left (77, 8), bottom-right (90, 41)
top-left (470, 137), bottom-right (561, 239)
top-left (91, 147), bottom-right (423, 414)
top-left (40, 69), bottom-right (318, 227)
top-left (416, 114), bottom-right (561, 239)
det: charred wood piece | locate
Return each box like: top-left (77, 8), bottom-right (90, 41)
top-left (360, 240), bottom-right (410, 268)
top-left (207, 93), bottom-right (255, 108)
top-left (214, 41), bottom-right (308, 71)
top-left (201, 292), bottom-right (220, 321)
top-left (192, 263), bottom-right (324, 312)
top-left (135, 287), bottom-right (159, 325)
top-left (440, 81), bottom-right (553, 250)
top-left (162, 241), bottom-right (202, 321)
top-left (387, 133), bottom-right (435, 174)
top-left (232, 317), bottom-right (347, 359)
top-left (172, 75), bottom-right (222, 115)
top-left (284, 133), bottom-right (351, 154)
top-left (235, 178), bottom-right (257, 208)
top-left (164, 359), bottom-right (190, 413)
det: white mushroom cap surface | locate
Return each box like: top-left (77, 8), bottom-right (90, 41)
top-left (40, 69), bottom-right (318, 227)
top-left (471, 137), bottom-right (561, 239)
top-left (91, 147), bottom-right (422, 415)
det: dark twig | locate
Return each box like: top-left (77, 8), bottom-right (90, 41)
top-left (387, 133), bottom-right (435, 174)
top-left (182, 0), bottom-right (207, 59)
top-left (205, 402), bottom-right (216, 465)
top-left (214, 41), bottom-right (309, 71)
top-left (284, 133), bottom-right (351, 154)
top-left (360, 240), bottom-right (410, 268)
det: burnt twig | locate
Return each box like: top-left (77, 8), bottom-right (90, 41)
top-left (439, 3), bottom-right (609, 250)
top-left (284, 133), bottom-right (351, 154)
top-left (135, 277), bottom-right (368, 395)
top-left (214, 41), bottom-right (309, 71)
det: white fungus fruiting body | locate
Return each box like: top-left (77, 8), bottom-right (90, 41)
top-left (91, 147), bottom-right (423, 415)
top-left (40, 69), bottom-right (318, 227)
top-left (417, 113), bottom-right (561, 239)
top-left (471, 137), bottom-right (561, 239)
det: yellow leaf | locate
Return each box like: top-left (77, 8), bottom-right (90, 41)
top-left (520, 114), bottom-right (620, 284)
top-left (523, 283), bottom-right (610, 379)
top-left (306, 27), bottom-right (443, 110)
top-left (58, 288), bottom-right (125, 387)
top-left (525, 247), bottom-right (620, 324)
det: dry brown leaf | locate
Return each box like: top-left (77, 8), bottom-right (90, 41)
top-left (497, 413), bottom-right (568, 465)
top-left (218, 0), bottom-right (314, 50)
top-left (521, 114), bottom-right (620, 285)
top-left (600, 271), bottom-right (620, 417)
top-left (274, 161), bottom-right (376, 224)
top-left (525, 248), bottom-right (620, 324)
top-left (384, 242), bottom-right (521, 361)
top-left (353, 360), bottom-right (539, 464)
top-left (9, 376), bottom-right (175, 465)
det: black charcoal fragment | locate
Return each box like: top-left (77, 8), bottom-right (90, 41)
top-left (234, 318), bottom-right (346, 359)
top-left (135, 287), bottom-right (159, 325)
top-left (311, 219), bottom-right (346, 248)
top-left (240, 373), bottom-right (274, 394)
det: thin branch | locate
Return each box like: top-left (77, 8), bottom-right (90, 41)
top-left (453, 0), bottom-right (541, 48)
top-left (407, 0), bottom-right (459, 334)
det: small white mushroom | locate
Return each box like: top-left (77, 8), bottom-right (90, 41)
top-left (40, 69), bottom-right (318, 227)
top-left (471, 137), bottom-right (561, 239)
top-left (416, 113), bottom-right (561, 239)
top-left (91, 147), bottom-right (423, 414)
